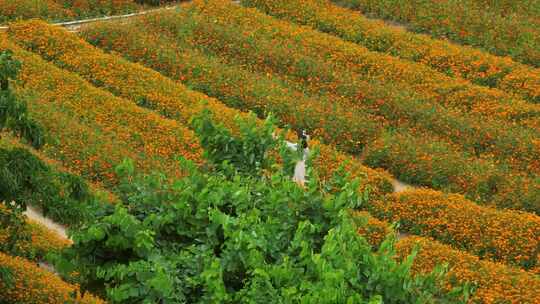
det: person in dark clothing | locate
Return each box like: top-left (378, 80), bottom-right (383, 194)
top-left (297, 129), bottom-right (309, 150)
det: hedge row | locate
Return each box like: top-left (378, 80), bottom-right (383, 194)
top-left (332, 0), bottom-right (540, 67)
top-left (7, 20), bottom-right (394, 195)
top-left (0, 0), bottom-right (139, 23)
top-left (147, 2), bottom-right (540, 177)
top-left (0, 252), bottom-right (104, 304)
top-left (241, 0), bottom-right (540, 104)
top-left (354, 214), bottom-right (540, 303)
top-left (367, 189), bottom-right (540, 273)
top-left (77, 13), bottom-right (540, 213)
top-left (0, 34), bottom-right (203, 187)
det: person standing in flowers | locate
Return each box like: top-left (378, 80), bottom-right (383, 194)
top-left (297, 128), bottom-right (309, 150)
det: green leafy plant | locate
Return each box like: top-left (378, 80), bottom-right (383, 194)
top-left (54, 115), bottom-right (470, 303)
top-left (191, 109), bottom-right (294, 177)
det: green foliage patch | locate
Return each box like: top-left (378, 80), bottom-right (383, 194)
top-left (54, 114), bottom-right (469, 303)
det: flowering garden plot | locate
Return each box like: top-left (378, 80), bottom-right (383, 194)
top-left (394, 236), bottom-right (540, 303)
top-left (179, 0), bottom-right (540, 131)
top-left (331, 0), bottom-right (540, 68)
top-left (0, 252), bottom-right (105, 304)
top-left (356, 216), bottom-right (540, 303)
top-left (0, 203), bottom-right (70, 262)
top-left (241, 0), bottom-right (540, 104)
top-left (1, 35), bottom-right (203, 187)
top-left (0, 0), bottom-right (139, 23)
top-left (77, 10), bottom-right (540, 214)
top-left (0, 0), bottom-right (73, 23)
top-left (8, 20), bottom-right (395, 195)
top-left (81, 24), bottom-right (518, 207)
top-left (81, 20), bottom-right (386, 155)
top-left (368, 189), bottom-right (540, 273)
top-left (142, 3), bottom-right (540, 176)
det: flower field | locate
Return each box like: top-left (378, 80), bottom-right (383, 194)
top-left (241, 0), bottom-right (540, 104)
top-left (74, 8), bottom-right (540, 214)
top-left (2, 0), bottom-right (540, 302)
top-left (356, 216), bottom-right (540, 304)
top-left (118, 2), bottom-right (540, 174)
top-left (332, 0), bottom-right (540, 67)
top-left (369, 189), bottom-right (540, 273)
top-left (1, 33), bottom-right (204, 187)
top-left (0, 252), bottom-right (105, 304)
top-left (172, 0), bottom-right (540, 130)
top-left (0, 0), bottom-right (140, 23)
top-left (6, 20), bottom-right (395, 195)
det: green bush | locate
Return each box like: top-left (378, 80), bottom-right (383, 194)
top-left (54, 115), bottom-right (469, 303)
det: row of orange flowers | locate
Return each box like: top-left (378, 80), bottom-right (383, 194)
top-left (76, 15), bottom-right (540, 214)
top-left (0, 0), bottom-right (138, 23)
top-left (7, 20), bottom-right (394, 195)
top-left (332, 0), bottom-right (540, 68)
top-left (368, 189), bottom-right (540, 273)
top-left (0, 252), bottom-right (105, 304)
top-left (1, 33), bottom-right (203, 187)
top-left (241, 0), bottom-right (540, 104)
top-left (151, 1), bottom-right (540, 178)
top-left (355, 214), bottom-right (540, 303)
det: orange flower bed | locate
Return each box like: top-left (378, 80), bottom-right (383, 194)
top-left (354, 214), bottom-right (540, 303)
top-left (0, 252), bottom-right (105, 304)
top-left (144, 1), bottom-right (540, 180)
top-left (81, 21), bottom-right (385, 155)
top-left (242, 0), bottom-right (540, 103)
top-left (369, 189), bottom-right (540, 273)
top-left (333, 0), bottom-right (540, 68)
top-left (361, 131), bottom-right (503, 202)
top-left (1, 34), bottom-right (203, 186)
top-left (27, 220), bottom-right (71, 255)
top-left (0, 0), bottom-right (138, 23)
top-left (77, 16), bottom-right (540, 213)
top-left (180, 0), bottom-right (540, 129)
top-left (396, 236), bottom-right (540, 303)
top-left (8, 20), bottom-right (394, 195)
top-left (352, 211), bottom-right (392, 249)
top-left (0, 204), bottom-right (69, 261)
top-left (0, 133), bottom-right (119, 202)
top-left (0, 0), bottom-right (74, 23)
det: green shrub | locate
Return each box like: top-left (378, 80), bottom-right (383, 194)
top-left (54, 115), bottom-right (469, 303)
